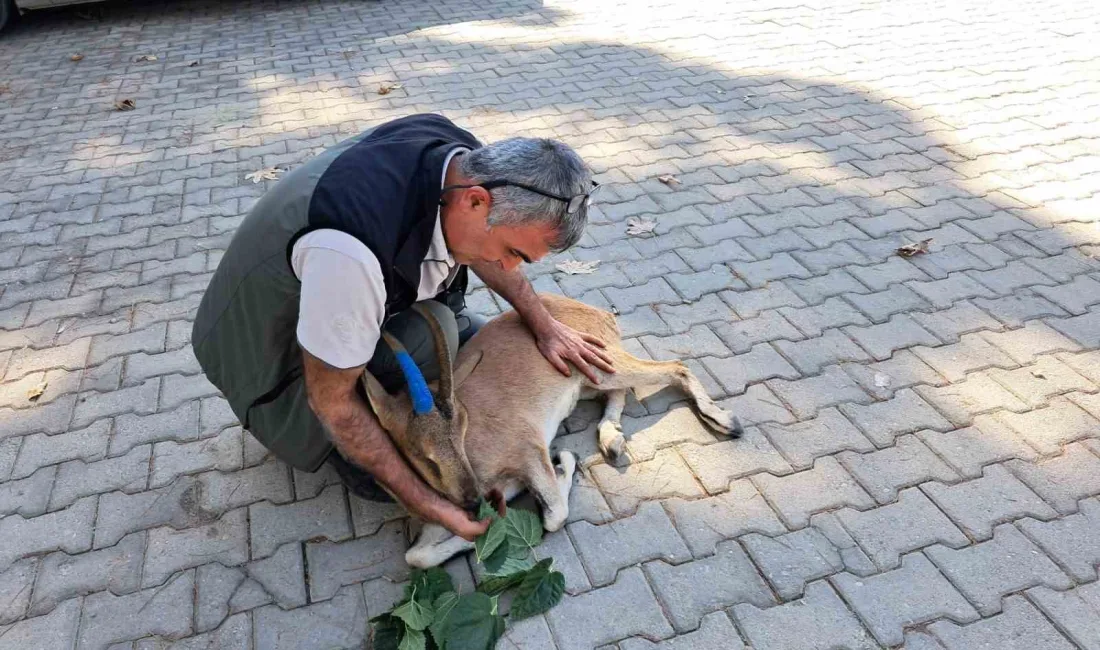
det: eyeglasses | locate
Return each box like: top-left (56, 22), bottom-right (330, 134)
top-left (441, 179), bottom-right (600, 215)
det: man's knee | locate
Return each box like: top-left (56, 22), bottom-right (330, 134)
top-left (367, 301), bottom-right (460, 393)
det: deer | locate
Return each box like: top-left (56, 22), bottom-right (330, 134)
top-left (362, 293), bottom-right (742, 568)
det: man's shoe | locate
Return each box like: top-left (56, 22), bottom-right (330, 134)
top-left (326, 451), bottom-right (395, 502)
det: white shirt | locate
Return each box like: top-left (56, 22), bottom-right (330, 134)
top-left (290, 147), bottom-right (466, 369)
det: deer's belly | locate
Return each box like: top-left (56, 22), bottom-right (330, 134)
top-left (542, 382), bottom-right (582, 448)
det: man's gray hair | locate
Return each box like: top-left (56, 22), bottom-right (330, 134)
top-left (459, 137), bottom-right (593, 251)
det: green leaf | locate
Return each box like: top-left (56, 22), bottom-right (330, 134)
top-left (509, 561), bottom-right (565, 621)
top-left (399, 627), bottom-right (426, 650)
top-left (481, 540), bottom-right (535, 577)
top-left (476, 498), bottom-right (498, 521)
top-left (429, 592), bottom-right (460, 647)
top-left (474, 517), bottom-right (508, 563)
top-left (371, 614), bottom-right (404, 650)
top-left (431, 592), bottom-right (505, 650)
top-left (393, 596), bottom-right (434, 632)
top-left (502, 508), bottom-right (542, 548)
top-left (405, 568), bottom-right (454, 604)
top-left (476, 571), bottom-right (528, 595)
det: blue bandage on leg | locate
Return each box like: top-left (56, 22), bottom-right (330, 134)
top-left (395, 351), bottom-right (434, 415)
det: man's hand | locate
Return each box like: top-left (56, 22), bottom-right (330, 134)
top-left (431, 501), bottom-right (491, 541)
top-left (534, 317), bottom-right (615, 384)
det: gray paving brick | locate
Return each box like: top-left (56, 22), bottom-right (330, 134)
top-left (645, 540), bottom-right (772, 632)
top-left (5, 337), bottom-right (90, 382)
top-left (767, 366), bottom-right (873, 420)
top-left (995, 394), bottom-right (1100, 454)
top-left (200, 397), bottom-right (238, 435)
top-left (305, 520), bottom-right (407, 602)
top-left (569, 500), bottom-right (690, 586)
top-left (779, 297), bottom-right (870, 337)
top-left (546, 567), bottom-right (672, 650)
top-left (246, 541), bottom-right (308, 609)
top-left (667, 266), bottom-right (744, 301)
top-left (1049, 309), bottom-right (1100, 348)
top-left (0, 558), bottom-right (35, 625)
top-left (159, 372), bottom-right (220, 411)
top-left (774, 329), bottom-right (870, 374)
top-left (838, 488), bottom-right (968, 570)
top-left (849, 257), bottom-right (929, 292)
top-left (842, 350), bottom-right (946, 401)
top-left (79, 569), bottom-right (194, 650)
top-left (49, 444), bottom-right (150, 510)
top-left (253, 584), bottom-right (367, 650)
top-left (617, 305), bottom-right (672, 338)
top-left (1028, 583), bottom-right (1100, 650)
top-left (713, 383), bottom-right (795, 427)
top-left (915, 373), bottom-right (1030, 427)
top-left (838, 434), bottom-right (959, 503)
top-left (912, 332), bottom-right (1019, 382)
top-left (10, 419), bottom-right (108, 479)
top-left (916, 416), bottom-right (1037, 478)
top-left (759, 408), bottom-right (874, 469)
top-left (742, 528), bottom-right (844, 601)
top-left (1006, 442), bottom-right (1100, 514)
top-left (923, 464), bottom-right (1057, 540)
top-left (981, 320), bottom-right (1082, 364)
top-left (156, 613), bottom-right (250, 650)
top-left (86, 324), bottom-right (166, 367)
top-left (710, 311), bottom-right (802, 354)
top-left (987, 355), bottom-right (1095, 407)
top-left (665, 479), bottom-right (786, 557)
top-left (0, 437), bottom-right (18, 482)
top-left (0, 495), bottom-right (96, 570)
top-left (732, 581), bottom-right (878, 650)
top-left (29, 532), bottom-right (145, 618)
top-left (122, 346), bottom-right (201, 386)
top-left (532, 527), bottom-right (590, 595)
top-left (618, 612), bottom-right (744, 650)
top-left (720, 282), bottom-right (806, 319)
top-left (1018, 497), bottom-right (1100, 582)
top-left (730, 253), bottom-right (812, 288)
top-left (143, 508), bottom-right (249, 588)
top-left (0, 466), bottom-right (55, 517)
top-left (833, 553), bottom-right (980, 646)
top-left (930, 595), bottom-right (1075, 650)
top-left (679, 427), bottom-right (793, 493)
top-left (788, 269), bottom-right (870, 305)
top-left (1033, 273), bottom-right (1100, 315)
top-left (71, 378), bottom-right (160, 430)
top-left (702, 343), bottom-right (799, 395)
top-left (0, 598), bottom-right (81, 650)
top-left (249, 484), bottom-right (352, 559)
top-left (111, 402), bottom-right (200, 456)
top-left (844, 284), bottom-right (932, 323)
top-left (969, 260), bottom-right (1057, 295)
top-left (604, 278), bottom-right (681, 314)
top-left (639, 325), bottom-right (730, 361)
top-left (654, 294), bottom-right (737, 334)
top-left (974, 292), bottom-right (1068, 327)
top-left (151, 426), bottom-right (242, 487)
top-left (753, 456), bottom-right (874, 528)
top-left (907, 274), bottom-right (997, 311)
top-left (740, 229), bottom-right (813, 260)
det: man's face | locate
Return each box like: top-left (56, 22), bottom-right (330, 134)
top-left (441, 185), bottom-right (557, 271)
top-left (463, 222), bottom-right (555, 272)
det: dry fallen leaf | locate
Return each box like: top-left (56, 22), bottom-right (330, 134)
top-left (555, 260), bottom-right (600, 275)
top-left (625, 217), bottom-right (657, 237)
top-left (657, 175), bottom-right (681, 186)
top-left (113, 99), bottom-right (136, 111)
top-left (27, 381), bottom-right (48, 402)
top-left (896, 238), bottom-right (933, 257)
top-left (378, 83), bottom-right (403, 95)
top-left (245, 167), bottom-right (284, 183)
top-left (134, 54), bottom-right (158, 62)
top-left (70, 54), bottom-right (84, 62)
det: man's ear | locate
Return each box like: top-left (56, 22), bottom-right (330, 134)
top-left (454, 350), bottom-right (484, 388)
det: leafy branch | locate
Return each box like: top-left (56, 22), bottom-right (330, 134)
top-left (371, 503), bottom-right (566, 650)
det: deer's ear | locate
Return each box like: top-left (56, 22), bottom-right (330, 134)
top-left (361, 371), bottom-right (407, 430)
top-left (454, 350), bottom-right (484, 389)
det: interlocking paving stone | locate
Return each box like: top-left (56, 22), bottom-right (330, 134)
top-left (678, 427), bottom-right (793, 493)
top-left (914, 373), bottom-right (1030, 427)
top-left (731, 581), bottom-right (878, 650)
top-left (29, 532), bottom-right (145, 618)
top-left (533, 528), bottom-right (591, 595)
top-left (843, 350), bottom-right (947, 400)
top-left (545, 567), bottom-right (673, 650)
top-left (665, 480), bottom-right (786, 557)
top-left (766, 365), bottom-right (874, 419)
top-left (79, 570), bottom-right (195, 650)
top-left (49, 445), bottom-right (149, 510)
top-left (1005, 442), bottom-right (1100, 513)
top-left (710, 311), bottom-right (803, 354)
top-left (922, 464), bottom-right (1057, 540)
top-left (929, 595), bottom-right (1076, 650)
top-left (0, 559), bottom-right (35, 625)
top-left (618, 612), bottom-right (745, 650)
top-left (773, 329), bottom-right (870, 374)
top-left (742, 528), bottom-right (845, 601)
top-left (833, 553), bottom-right (980, 646)
top-left (645, 540), bottom-right (773, 632)
top-left (0, 496), bottom-right (96, 570)
top-left (837, 434), bottom-right (959, 503)
top-left (993, 394), bottom-right (1100, 454)
top-left (150, 426), bottom-right (243, 488)
top-left (1017, 497), bottom-right (1100, 582)
top-left (569, 500), bottom-right (690, 587)
top-left (701, 343), bottom-right (800, 395)
top-left (912, 333), bottom-right (1019, 382)
top-left (0, 466), bottom-right (55, 517)
top-left (142, 509), bottom-right (249, 588)
top-left (911, 300), bottom-right (1003, 342)
top-left (250, 484), bottom-right (352, 560)
top-left (836, 488), bottom-right (968, 570)
top-left (916, 415), bottom-right (1037, 477)
top-left (1028, 583), bottom-right (1100, 650)
top-left (752, 456), bottom-right (875, 528)
top-left (253, 585), bottom-right (368, 650)
top-left (0, 598), bottom-right (82, 649)
top-left (758, 407), bottom-right (874, 469)
top-left (981, 320), bottom-right (1082, 364)
top-left (621, 405), bottom-right (723, 462)
top-left (838, 388), bottom-right (953, 446)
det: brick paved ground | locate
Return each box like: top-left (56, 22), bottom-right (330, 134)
top-left (2, 0), bottom-right (1100, 647)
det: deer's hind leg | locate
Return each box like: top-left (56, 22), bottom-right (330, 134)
top-left (596, 389), bottom-right (628, 464)
top-left (592, 352), bottom-right (742, 437)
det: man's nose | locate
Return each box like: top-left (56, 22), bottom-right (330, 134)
top-left (502, 257), bottom-right (521, 272)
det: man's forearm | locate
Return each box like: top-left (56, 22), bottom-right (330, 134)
top-left (471, 261), bottom-right (553, 334)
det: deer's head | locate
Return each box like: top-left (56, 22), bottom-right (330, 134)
top-left (361, 304), bottom-right (486, 511)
